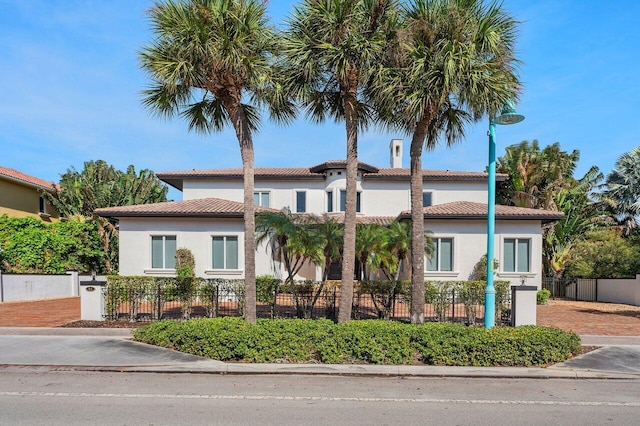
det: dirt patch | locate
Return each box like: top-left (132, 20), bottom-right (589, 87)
top-left (60, 320), bottom-right (139, 328)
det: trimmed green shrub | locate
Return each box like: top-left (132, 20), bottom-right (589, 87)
top-left (537, 289), bottom-right (551, 305)
top-left (134, 319), bottom-right (581, 367)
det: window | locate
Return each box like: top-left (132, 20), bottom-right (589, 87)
top-left (503, 238), bottom-right (530, 273)
top-left (254, 191), bottom-right (270, 207)
top-left (151, 236), bottom-right (176, 269)
top-left (39, 196), bottom-right (46, 214)
top-left (422, 192), bottom-right (433, 207)
top-left (339, 190), bottom-right (361, 213)
top-left (327, 191), bottom-right (333, 212)
top-left (426, 238), bottom-right (453, 272)
top-left (296, 191), bottom-right (307, 213)
top-left (212, 236), bottom-right (239, 269)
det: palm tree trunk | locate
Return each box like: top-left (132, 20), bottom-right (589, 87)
top-left (338, 91), bottom-right (359, 323)
top-left (226, 100), bottom-right (257, 324)
top-left (409, 120), bottom-right (429, 325)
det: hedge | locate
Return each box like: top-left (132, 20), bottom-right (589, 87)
top-left (134, 318), bottom-right (581, 367)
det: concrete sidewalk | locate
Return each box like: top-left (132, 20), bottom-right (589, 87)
top-left (0, 328), bottom-right (639, 379)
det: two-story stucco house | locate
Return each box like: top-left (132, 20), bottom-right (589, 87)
top-left (0, 166), bottom-right (60, 222)
top-left (96, 140), bottom-right (562, 288)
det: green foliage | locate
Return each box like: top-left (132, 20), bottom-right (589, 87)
top-left (601, 146), bottom-right (640, 235)
top-left (256, 275), bottom-right (281, 304)
top-left (175, 248), bottom-right (196, 319)
top-left (43, 160), bottom-right (168, 274)
top-left (134, 319), bottom-right (581, 367)
top-left (537, 289), bottom-right (551, 305)
top-left (0, 215), bottom-right (104, 273)
top-left (566, 229), bottom-right (640, 278)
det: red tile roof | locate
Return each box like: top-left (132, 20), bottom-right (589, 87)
top-left (157, 165), bottom-right (506, 190)
top-left (0, 166), bottom-right (56, 191)
top-left (94, 197), bottom-right (278, 218)
top-left (309, 160), bottom-right (380, 174)
top-left (399, 201), bottom-right (565, 223)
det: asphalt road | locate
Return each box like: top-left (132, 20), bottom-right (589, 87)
top-left (0, 371), bottom-right (639, 425)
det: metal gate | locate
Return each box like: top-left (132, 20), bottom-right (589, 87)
top-left (542, 277), bottom-right (597, 301)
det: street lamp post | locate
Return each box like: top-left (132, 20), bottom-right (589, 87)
top-left (485, 101), bottom-right (524, 329)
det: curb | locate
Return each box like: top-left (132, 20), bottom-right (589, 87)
top-left (1, 362), bottom-right (638, 380)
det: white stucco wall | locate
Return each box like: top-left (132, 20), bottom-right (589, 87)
top-left (117, 217), bottom-right (544, 288)
top-left (0, 272), bottom-right (79, 302)
top-left (182, 176), bottom-right (490, 217)
top-left (118, 217), bottom-right (274, 279)
top-left (423, 219), bottom-right (543, 288)
top-left (597, 276), bottom-right (640, 306)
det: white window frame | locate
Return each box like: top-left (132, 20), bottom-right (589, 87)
top-left (295, 190), bottom-right (307, 213)
top-left (253, 191), bottom-right (270, 208)
top-left (206, 234), bottom-right (242, 275)
top-left (326, 190), bottom-right (334, 213)
top-left (501, 237), bottom-right (532, 274)
top-left (149, 235), bottom-right (177, 271)
top-left (425, 236), bottom-right (456, 275)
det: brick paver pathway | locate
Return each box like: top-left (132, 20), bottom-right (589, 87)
top-left (0, 297), bottom-right (80, 327)
top-left (538, 299), bottom-right (640, 336)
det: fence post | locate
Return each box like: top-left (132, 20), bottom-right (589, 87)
top-left (451, 289), bottom-right (456, 321)
top-left (156, 283), bottom-right (162, 320)
top-left (67, 270), bottom-right (79, 297)
top-left (595, 279), bottom-right (598, 302)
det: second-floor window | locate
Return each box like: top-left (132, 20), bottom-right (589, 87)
top-left (422, 192), bottom-right (433, 207)
top-left (151, 236), bottom-right (176, 269)
top-left (327, 191), bottom-right (333, 212)
top-left (254, 191), bottom-right (270, 207)
top-left (296, 191), bottom-right (307, 213)
top-left (339, 190), bottom-right (361, 213)
top-left (39, 196), bottom-right (46, 214)
top-left (212, 236), bottom-right (239, 270)
top-left (426, 238), bottom-right (453, 272)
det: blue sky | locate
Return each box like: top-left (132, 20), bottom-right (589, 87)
top-left (2, 0), bottom-right (639, 201)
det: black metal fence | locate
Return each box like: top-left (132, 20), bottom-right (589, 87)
top-left (103, 278), bottom-right (512, 326)
top-left (542, 277), bottom-right (597, 301)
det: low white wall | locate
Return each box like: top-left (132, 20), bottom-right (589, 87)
top-left (0, 271), bottom-right (85, 302)
top-left (597, 275), bottom-right (640, 306)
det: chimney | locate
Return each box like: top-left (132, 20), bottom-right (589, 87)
top-left (390, 139), bottom-right (403, 168)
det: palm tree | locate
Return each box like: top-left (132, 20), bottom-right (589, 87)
top-left (281, 0), bottom-right (399, 322)
top-left (139, 0), bottom-right (295, 323)
top-left (355, 223), bottom-right (386, 281)
top-left (543, 166), bottom-right (603, 277)
top-left (369, 0), bottom-right (520, 324)
top-left (602, 147), bottom-right (640, 235)
top-left (496, 140), bottom-right (580, 209)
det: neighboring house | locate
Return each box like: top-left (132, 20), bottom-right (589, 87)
top-left (0, 166), bottom-right (60, 221)
top-left (96, 139), bottom-right (563, 288)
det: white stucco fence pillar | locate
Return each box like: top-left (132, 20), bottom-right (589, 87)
top-left (511, 285), bottom-right (537, 326)
top-left (80, 279), bottom-right (106, 321)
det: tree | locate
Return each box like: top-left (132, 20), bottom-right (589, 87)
top-left (140, 0), bottom-right (294, 323)
top-left (566, 228), bottom-right (640, 279)
top-left (370, 0), bottom-right (520, 324)
top-left (282, 0), bottom-right (398, 322)
top-left (601, 146), bottom-right (640, 235)
top-left (543, 166), bottom-right (603, 278)
top-left (0, 215), bottom-right (104, 274)
top-left (496, 140), bottom-right (580, 209)
top-left (44, 160), bottom-right (168, 273)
